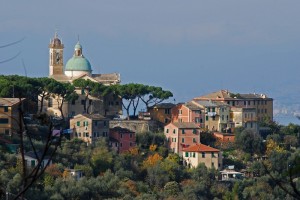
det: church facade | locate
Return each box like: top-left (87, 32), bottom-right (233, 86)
top-left (40, 32), bottom-right (122, 119)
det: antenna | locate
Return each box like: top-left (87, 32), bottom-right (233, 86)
top-left (22, 59), bottom-right (27, 77)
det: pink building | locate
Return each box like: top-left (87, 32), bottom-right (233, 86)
top-left (164, 122), bottom-right (201, 156)
top-left (109, 127), bottom-right (136, 153)
top-left (172, 102), bottom-right (204, 128)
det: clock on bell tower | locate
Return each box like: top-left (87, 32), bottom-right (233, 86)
top-left (49, 32), bottom-right (64, 76)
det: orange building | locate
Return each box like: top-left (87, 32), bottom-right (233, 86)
top-left (148, 103), bottom-right (175, 125)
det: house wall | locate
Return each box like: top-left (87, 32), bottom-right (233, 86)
top-left (110, 129), bottom-right (136, 153)
top-left (183, 151), bottom-right (222, 170)
top-left (0, 102), bottom-right (22, 135)
top-left (165, 124), bottom-right (201, 156)
top-left (148, 107), bottom-right (173, 124)
top-left (70, 115), bottom-right (109, 144)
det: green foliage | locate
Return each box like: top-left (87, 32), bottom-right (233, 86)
top-left (235, 129), bottom-right (264, 155)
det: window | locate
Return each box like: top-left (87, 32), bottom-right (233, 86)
top-left (31, 160), bottom-right (36, 167)
top-left (48, 98), bottom-right (53, 107)
top-left (93, 132), bottom-right (96, 137)
top-left (103, 121), bottom-right (107, 127)
top-left (0, 118), bottom-right (9, 124)
top-left (165, 118), bottom-right (169, 123)
top-left (120, 143), bottom-right (123, 147)
top-left (120, 133), bottom-right (123, 138)
top-left (222, 115), bottom-right (224, 121)
top-left (4, 107), bottom-right (8, 112)
top-left (182, 129), bottom-right (185, 134)
top-left (212, 152), bottom-right (216, 157)
top-left (179, 110), bottom-right (182, 115)
top-left (85, 133), bottom-right (89, 137)
top-left (212, 162), bottom-right (215, 167)
top-left (115, 143), bottom-right (118, 147)
top-left (94, 121), bottom-right (98, 126)
top-left (81, 100), bottom-right (85, 105)
top-left (179, 118), bottom-right (183, 122)
top-left (182, 138), bottom-right (185, 143)
top-left (130, 133), bottom-right (133, 138)
top-left (193, 138), bottom-right (196, 143)
top-left (202, 152), bottom-right (205, 158)
top-left (193, 129), bottom-right (197, 134)
top-left (195, 117), bottom-right (200, 123)
top-left (78, 132), bottom-right (81, 137)
top-left (185, 152), bottom-right (189, 157)
top-left (84, 121), bottom-right (88, 126)
top-left (173, 129), bottom-right (176, 134)
top-left (115, 101), bottom-right (119, 105)
top-left (166, 129), bottom-right (169, 133)
top-left (212, 116), bottom-right (215, 121)
top-left (165, 109), bottom-right (170, 114)
top-left (77, 121), bottom-right (80, 126)
top-left (81, 89), bottom-right (85, 95)
top-left (253, 101), bottom-right (256, 105)
top-left (206, 116), bottom-right (208, 121)
top-left (248, 101), bottom-right (250, 105)
top-left (212, 107), bottom-right (215, 112)
top-left (244, 101), bottom-right (246, 105)
top-left (193, 152), bottom-right (195, 158)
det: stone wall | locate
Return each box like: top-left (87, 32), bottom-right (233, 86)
top-left (109, 120), bottom-right (163, 133)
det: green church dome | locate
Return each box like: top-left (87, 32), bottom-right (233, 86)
top-left (65, 41), bottom-right (92, 72)
top-left (65, 56), bottom-right (92, 71)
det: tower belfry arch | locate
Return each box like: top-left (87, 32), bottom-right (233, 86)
top-left (49, 31), bottom-right (64, 76)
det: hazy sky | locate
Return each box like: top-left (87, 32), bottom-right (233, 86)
top-left (1, 0), bottom-right (300, 106)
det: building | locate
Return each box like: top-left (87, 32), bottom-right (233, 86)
top-left (148, 103), bottom-right (175, 125)
top-left (40, 32), bottom-right (122, 119)
top-left (171, 101), bottom-right (204, 128)
top-left (194, 90), bottom-right (273, 122)
top-left (164, 122), bottom-right (201, 156)
top-left (70, 114), bottom-right (109, 144)
top-left (182, 143), bottom-right (222, 170)
top-left (24, 151), bottom-right (52, 169)
top-left (192, 100), bottom-right (231, 132)
top-left (213, 132), bottom-right (235, 142)
top-left (0, 98), bottom-right (25, 136)
top-left (231, 107), bottom-right (258, 131)
top-left (109, 126), bottom-right (136, 153)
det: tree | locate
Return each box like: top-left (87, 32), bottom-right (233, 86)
top-left (49, 82), bottom-right (78, 120)
top-left (139, 85), bottom-right (173, 109)
top-left (235, 129), bottom-right (264, 155)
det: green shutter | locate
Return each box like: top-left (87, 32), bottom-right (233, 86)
top-left (185, 152), bottom-right (188, 157)
top-left (77, 121), bottom-right (80, 126)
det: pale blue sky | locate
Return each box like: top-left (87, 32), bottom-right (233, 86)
top-left (1, 0), bottom-right (300, 112)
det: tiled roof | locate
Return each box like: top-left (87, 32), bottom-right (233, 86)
top-left (183, 143), bottom-right (220, 152)
top-left (184, 101), bottom-right (202, 110)
top-left (0, 98), bottom-right (24, 106)
top-left (110, 126), bottom-right (134, 133)
top-left (92, 73), bottom-right (120, 84)
top-left (193, 100), bottom-right (217, 107)
top-left (194, 90), bottom-right (272, 100)
top-left (150, 103), bottom-right (175, 109)
top-left (171, 122), bottom-right (200, 129)
top-left (74, 114), bottom-right (107, 120)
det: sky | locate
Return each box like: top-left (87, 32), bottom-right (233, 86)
top-left (1, 0), bottom-right (300, 123)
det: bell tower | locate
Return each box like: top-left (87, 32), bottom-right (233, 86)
top-left (49, 32), bottom-right (64, 76)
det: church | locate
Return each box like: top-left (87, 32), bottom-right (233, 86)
top-left (40, 32), bottom-right (122, 119)
top-left (49, 32), bottom-right (120, 85)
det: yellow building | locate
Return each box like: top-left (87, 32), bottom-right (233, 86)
top-left (70, 114), bottom-right (109, 144)
top-left (0, 98), bottom-right (24, 135)
top-left (194, 90), bottom-right (273, 122)
top-left (182, 143), bottom-right (222, 170)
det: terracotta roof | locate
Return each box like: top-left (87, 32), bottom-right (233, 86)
top-left (171, 122), bottom-right (200, 129)
top-left (194, 90), bottom-right (233, 100)
top-left (183, 143), bottom-right (220, 152)
top-left (0, 98), bottom-right (24, 106)
top-left (92, 73), bottom-right (120, 85)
